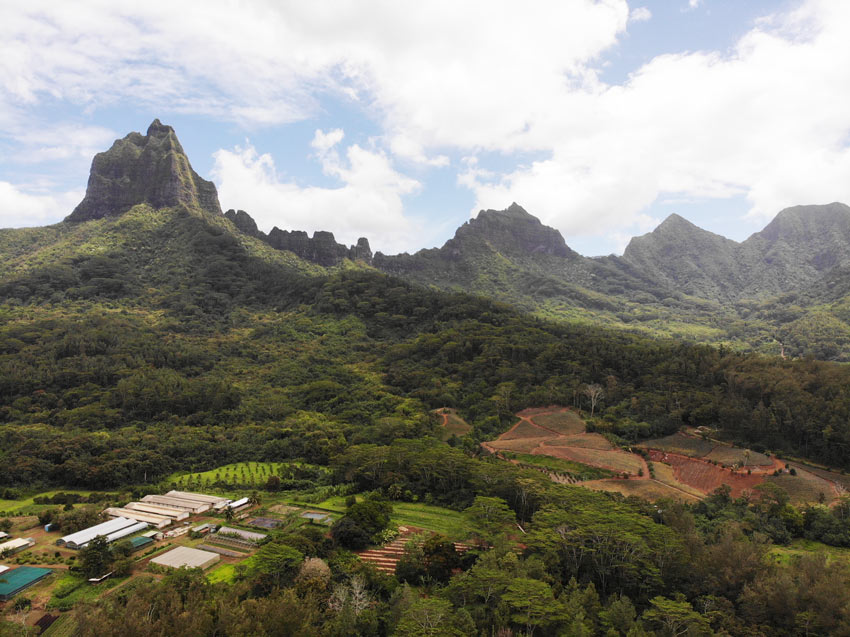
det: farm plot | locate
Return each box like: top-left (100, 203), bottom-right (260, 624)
top-left (583, 479), bottom-right (699, 503)
top-left (538, 446), bottom-right (645, 475)
top-left (654, 452), bottom-right (762, 497)
top-left (528, 410), bottom-right (585, 435)
top-left (704, 447), bottom-right (773, 467)
top-left (649, 462), bottom-right (705, 499)
top-left (765, 470), bottom-right (836, 504)
top-left (488, 437), bottom-right (557, 453)
top-left (499, 420), bottom-right (555, 440)
top-left (543, 433), bottom-right (613, 450)
top-left (642, 433), bottom-right (714, 457)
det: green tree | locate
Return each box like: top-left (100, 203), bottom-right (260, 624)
top-left (79, 536), bottom-right (113, 578)
top-left (642, 594), bottom-right (711, 637)
top-left (502, 578), bottom-right (561, 636)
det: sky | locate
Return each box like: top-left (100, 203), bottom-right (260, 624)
top-left (1, 0), bottom-right (849, 256)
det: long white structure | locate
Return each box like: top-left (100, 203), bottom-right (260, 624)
top-left (151, 546), bottom-right (219, 570)
top-left (125, 502), bottom-right (189, 521)
top-left (104, 521), bottom-right (149, 544)
top-left (104, 508), bottom-right (171, 529)
top-left (141, 495), bottom-right (210, 513)
top-left (166, 491), bottom-right (231, 510)
top-left (57, 517), bottom-right (137, 549)
top-left (0, 538), bottom-right (34, 555)
top-left (227, 497), bottom-right (250, 511)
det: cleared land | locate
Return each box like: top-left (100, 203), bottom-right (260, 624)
top-left (499, 420), bottom-right (554, 440)
top-left (649, 462), bottom-right (706, 499)
top-left (765, 470), bottom-right (836, 504)
top-left (650, 451), bottom-right (763, 498)
top-left (434, 408), bottom-right (472, 440)
top-left (527, 410), bottom-right (585, 435)
top-left (704, 447), bottom-right (773, 467)
top-left (583, 479), bottom-right (700, 503)
top-left (542, 433), bottom-right (613, 450)
top-left (642, 433), bottom-right (715, 457)
top-left (538, 446), bottom-right (645, 475)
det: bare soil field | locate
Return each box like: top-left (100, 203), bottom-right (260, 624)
top-left (650, 451), bottom-right (764, 498)
top-left (641, 433), bottom-right (715, 457)
top-left (704, 446), bottom-right (773, 467)
top-left (649, 461), bottom-right (706, 499)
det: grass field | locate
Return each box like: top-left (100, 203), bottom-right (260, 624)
top-left (765, 470), bottom-right (835, 504)
top-left (46, 573), bottom-right (126, 610)
top-left (0, 490), bottom-right (95, 515)
top-left (435, 408), bottom-right (472, 440)
top-left (528, 411), bottom-right (585, 435)
top-left (641, 433), bottom-right (714, 457)
top-left (207, 563), bottom-right (238, 584)
top-left (314, 496), bottom-right (474, 539)
top-left (539, 446), bottom-right (645, 475)
top-left (704, 446), bottom-right (773, 467)
top-left (583, 479), bottom-right (700, 502)
top-left (770, 539), bottom-right (850, 566)
top-left (501, 451), bottom-right (612, 479)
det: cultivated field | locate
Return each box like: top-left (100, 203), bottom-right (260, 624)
top-left (582, 478), bottom-right (700, 503)
top-left (704, 446), bottom-right (773, 467)
top-left (542, 433), bottom-right (613, 450)
top-left (641, 433), bottom-right (715, 457)
top-left (649, 462), bottom-right (706, 499)
top-left (499, 420), bottom-right (554, 440)
top-left (538, 446), bottom-right (645, 475)
top-left (526, 409), bottom-right (586, 435)
top-left (650, 451), bottom-right (764, 498)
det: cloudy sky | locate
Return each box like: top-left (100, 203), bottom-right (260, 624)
top-left (2, 0), bottom-right (849, 255)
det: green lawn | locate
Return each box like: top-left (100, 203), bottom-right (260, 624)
top-left (770, 539), bottom-right (850, 566)
top-left (313, 495), bottom-right (476, 540)
top-left (0, 490), bottom-right (95, 514)
top-left (207, 563), bottom-right (238, 584)
top-left (46, 573), bottom-right (127, 611)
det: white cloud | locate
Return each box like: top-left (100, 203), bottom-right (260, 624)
top-left (3, 0), bottom-right (850, 254)
top-left (0, 182), bottom-right (83, 228)
top-left (461, 0), bottom-right (850, 245)
top-left (688, 0), bottom-right (703, 9)
top-left (211, 135), bottom-right (421, 253)
top-left (630, 7), bottom-right (652, 22)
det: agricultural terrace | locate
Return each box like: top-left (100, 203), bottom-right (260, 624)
top-left (484, 407), bottom-right (649, 481)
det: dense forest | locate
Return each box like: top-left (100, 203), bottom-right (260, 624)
top-left (2, 207), bottom-right (850, 488)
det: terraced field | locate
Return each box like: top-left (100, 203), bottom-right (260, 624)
top-left (643, 432), bottom-right (771, 467)
top-left (485, 407), bottom-right (647, 479)
top-left (765, 470), bottom-right (836, 504)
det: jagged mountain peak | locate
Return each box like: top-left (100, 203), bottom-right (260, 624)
top-left (752, 202), bottom-right (850, 243)
top-left (66, 119), bottom-right (221, 223)
top-left (451, 203), bottom-right (574, 258)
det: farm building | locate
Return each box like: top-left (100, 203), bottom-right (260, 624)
top-left (104, 521), bottom-right (149, 543)
top-left (0, 565), bottom-right (10, 575)
top-left (0, 567), bottom-right (52, 601)
top-left (57, 517), bottom-right (138, 549)
top-left (0, 538), bottom-right (35, 556)
top-left (0, 532), bottom-right (9, 540)
top-left (227, 497), bottom-right (250, 512)
top-left (128, 536), bottom-right (154, 552)
top-left (125, 502), bottom-right (189, 521)
top-left (141, 494), bottom-right (210, 513)
top-left (151, 546), bottom-right (220, 570)
top-left (166, 491), bottom-right (231, 510)
top-left (191, 523), bottom-right (215, 535)
top-left (104, 508), bottom-right (171, 529)
top-left (141, 530), bottom-right (164, 541)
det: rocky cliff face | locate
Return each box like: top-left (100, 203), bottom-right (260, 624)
top-left (66, 119), bottom-right (222, 222)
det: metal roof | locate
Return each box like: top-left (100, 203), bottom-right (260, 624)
top-left (58, 517), bottom-right (137, 547)
top-left (0, 567), bottom-right (51, 600)
top-left (150, 546), bottom-right (220, 570)
top-left (103, 521), bottom-right (149, 544)
top-left (217, 526), bottom-right (267, 542)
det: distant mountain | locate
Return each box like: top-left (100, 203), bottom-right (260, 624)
top-left (67, 119), bottom-right (221, 222)
top-left (624, 202), bottom-right (850, 301)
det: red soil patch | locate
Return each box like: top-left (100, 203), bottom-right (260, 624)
top-left (649, 450), bottom-right (765, 497)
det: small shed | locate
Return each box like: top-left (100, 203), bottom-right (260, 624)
top-left (129, 536), bottom-right (154, 552)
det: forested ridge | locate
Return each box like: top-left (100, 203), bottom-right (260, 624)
top-left (5, 200), bottom-right (850, 634)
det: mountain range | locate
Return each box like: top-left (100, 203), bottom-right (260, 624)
top-left (4, 120), bottom-right (850, 360)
